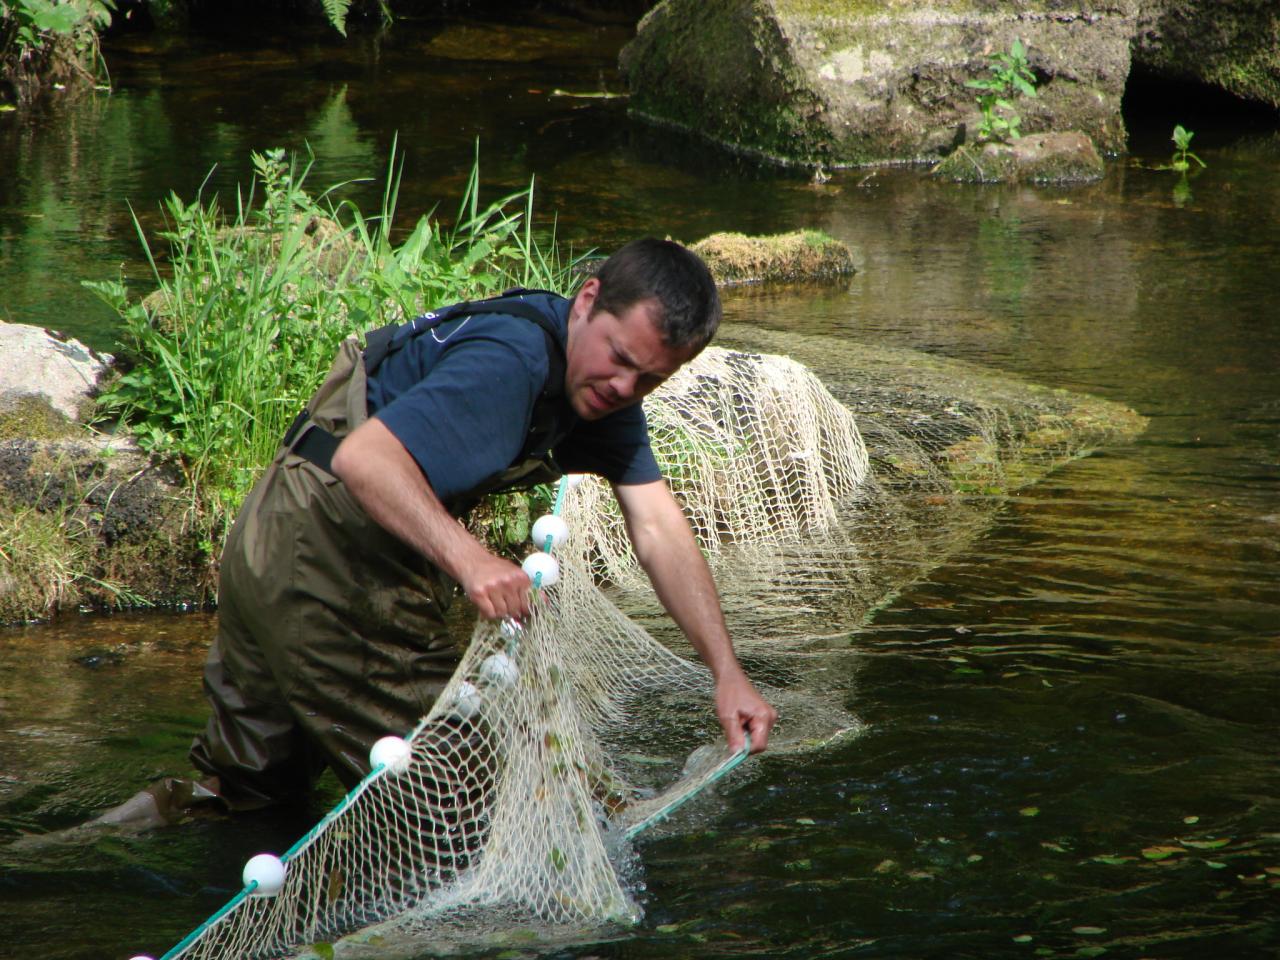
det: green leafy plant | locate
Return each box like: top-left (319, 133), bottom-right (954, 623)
top-left (320, 0), bottom-right (351, 35)
top-left (965, 39), bottom-right (1037, 143)
top-left (318, 0), bottom-right (392, 37)
top-left (1, 0), bottom-right (112, 53)
top-left (1168, 124), bottom-right (1206, 172)
top-left (1, 0), bottom-right (113, 105)
top-left (86, 144), bottom-right (578, 546)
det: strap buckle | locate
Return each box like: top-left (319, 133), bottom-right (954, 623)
top-left (282, 407), bottom-right (311, 448)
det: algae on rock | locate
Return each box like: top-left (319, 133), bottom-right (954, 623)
top-left (0, 437), bottom-right (210, 623)
top-left (933, 131), bottom-right (1106, 183)
top-left (692, 230), bottom-right (855, 285)
top-left (1134, 0), bottom-right (1280, 109)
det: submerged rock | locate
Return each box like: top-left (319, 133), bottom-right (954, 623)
top-left (932, 131), bottom-right (1106, 183)
top-left (620, 0), bottom-right (1136, 167)
top-left (692, 230), bottom-right (855, 284)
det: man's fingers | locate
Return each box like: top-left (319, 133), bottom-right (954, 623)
top-left (724, 719), bottom-right (746, 755)
top-left (468, 568), bottom-right (534, 621)
top-left (747, 712), bottom-right (771, 753)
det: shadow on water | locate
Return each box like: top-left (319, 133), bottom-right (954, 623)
top-left (2, 10), bottom-right (1280, 960)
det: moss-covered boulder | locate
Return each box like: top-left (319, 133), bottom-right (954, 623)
top-left (0, 436), bottom-right (210, 623)
top-left (692, 230), bottom-right (855, 284)
top-left (933, 130), bottom-right (1105, 183)
top-left (620, 0), bottom-right (1137, 168)
top-left (0, 322), bottom-right (210, 622)
top-left (1134, 1), bottom-right (1280, 109)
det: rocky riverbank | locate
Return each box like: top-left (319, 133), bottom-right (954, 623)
top-left (620, 0), bottom-right (1279, 169)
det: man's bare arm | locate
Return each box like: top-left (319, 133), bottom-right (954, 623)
top-left (330, 417), bottom-right (532, 621)
top-left (613, 479), bottom-right (777, 753)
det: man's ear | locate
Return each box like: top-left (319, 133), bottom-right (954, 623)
top-left (572, 277), bottom-right (601, 321)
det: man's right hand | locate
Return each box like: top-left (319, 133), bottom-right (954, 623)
top-left (460, 553), bottom-right (534, 621)
top-left (332, 419), bottom-right (536, 622)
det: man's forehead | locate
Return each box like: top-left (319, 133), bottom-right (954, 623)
top-left (626, 329), bottom-right (697, 382)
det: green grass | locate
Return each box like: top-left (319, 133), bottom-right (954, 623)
top-left (0, 479), bottom-right (149, 623)
top-left (86, 143), bottom-right (581, 550)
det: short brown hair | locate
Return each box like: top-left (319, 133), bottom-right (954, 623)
top-left (592, 238), bottom-right (721, 351)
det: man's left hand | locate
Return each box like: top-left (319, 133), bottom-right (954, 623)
top-left (715, 671), bottom-right (778, 755)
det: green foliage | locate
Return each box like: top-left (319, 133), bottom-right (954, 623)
top-left (965, 39), bottom-right (1037, 143)
top-left (1169, 124), bottom-right (1206, 173)
top-left (86, 144), bottom-right (577, 544)
top-left (1154, 124), bottom-right (1206, 205)
top-left (1, 0), bottom-right (112, 107)
top-left (317, 0), bottom-right (394, 38)
top-left (0, 0), bottom-right (112, 62)
top-left (320, 0), bottom-right (350, 36)
top-left (474, 483), bottom-right (556, 555)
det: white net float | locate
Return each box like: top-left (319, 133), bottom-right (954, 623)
top-left (242, 853), bottom-right (286, 897)
top-left (479, 651), bottom-right (519, 688)
top-left (369, 735), bottom-right (412, 776)
top-left (531, 514), bottom-right (569, 550)
top-left (521, 551), bottom-right (560, 587)
top-left (451, 680), bottom-right (481, 719)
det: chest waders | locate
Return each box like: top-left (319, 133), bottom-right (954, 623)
top-left (184, 294), bottom-right (571, 816)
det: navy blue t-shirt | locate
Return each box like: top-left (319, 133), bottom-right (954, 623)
top-left (365, 293), bottom-right (661, 504)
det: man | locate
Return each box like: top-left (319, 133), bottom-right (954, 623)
top-left (101, 237), bottom-right (776, 826)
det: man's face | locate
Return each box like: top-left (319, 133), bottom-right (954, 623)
top-left (565, 278), bottom-right (697, 421)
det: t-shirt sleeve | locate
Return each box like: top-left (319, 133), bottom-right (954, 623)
top-left (372, 336), bottom-right (543, 502)
top-left (555, 403), bottom-right (662, 485)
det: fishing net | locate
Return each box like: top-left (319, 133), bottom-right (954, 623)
top-left (150, 339), bottom-right (1143, 960)
top-left (566, 332), bottom-right (1145, 657)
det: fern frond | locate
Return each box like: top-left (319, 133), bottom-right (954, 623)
top-left (321, 0), bottom-right (350, 37)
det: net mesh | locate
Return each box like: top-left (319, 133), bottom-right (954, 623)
top-left (156, 338), bottom-right (1144, 960)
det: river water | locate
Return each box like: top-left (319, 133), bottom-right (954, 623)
top-left (2, 11), bottom-right (1278, 960)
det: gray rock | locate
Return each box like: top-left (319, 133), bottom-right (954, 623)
top-left (621, 0), bottom-right (1137, 168)
top-left (0, 322), bottom-right (112, 422)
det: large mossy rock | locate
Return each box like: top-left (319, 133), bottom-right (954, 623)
top-left (620, 0), bottom-right (1137, 167)
top-left (692, 230), bottom-right (856, 284)
top-left (0, 322), bottom-right (209, 622)
top-left (1134, 1), bottom-right (1280, 109)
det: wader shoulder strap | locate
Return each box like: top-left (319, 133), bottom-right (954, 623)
top-left (288, 290), bottom-right (567, 475)
top-left (363, 288), bottom-right (565, 376)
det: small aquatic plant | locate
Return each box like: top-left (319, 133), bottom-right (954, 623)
top-left (1168, 124), bottom-right (1206, 172)
top-left (965, 39), bottom-right (1037, 143)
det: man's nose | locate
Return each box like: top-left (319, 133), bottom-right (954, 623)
top-left (611, 370), bottom-right (638, 399)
